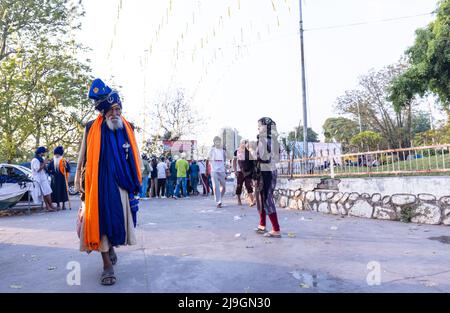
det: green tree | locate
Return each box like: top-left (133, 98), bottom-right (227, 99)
top-left (322, 117), bottom-right (359, 151)
top-left (0, 0), bottom-right (82, 61)
top-left (350, 131), bottom-right (382, 151)
top-left (390, 0), bottom-right (450, 115)
top-left (411, 110), bottom-right (432, 135)
top-left (0, 38), bottom-right (94, 163)
top-left (335, 62), bottom-right (419, 149)
top-left (0, 1), bottom-right (93, 163)
top-left (288, 126), bottom-right (319, 143)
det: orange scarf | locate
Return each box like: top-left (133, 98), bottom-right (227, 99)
top-left (84, 114), bottom-right (142, 251)
top-left (59, 158), bottom-right (69, 181)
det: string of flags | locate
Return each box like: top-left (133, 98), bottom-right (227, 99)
top-left (106, 0), bottom-right (297, 113)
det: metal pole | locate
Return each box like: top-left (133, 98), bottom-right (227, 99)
top-left (357, 102), bottom-right (362, 133)
top-left (299, 0), bottom-right (308, 159)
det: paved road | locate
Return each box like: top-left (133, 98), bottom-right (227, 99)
top-left (1, 184), bottom-right (450, 292)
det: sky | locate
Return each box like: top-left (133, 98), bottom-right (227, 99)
top-left (75, 0), bottom-right (439, 148)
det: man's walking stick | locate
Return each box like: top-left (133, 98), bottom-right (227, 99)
top-left (62, 160), bottom-right (71, 210)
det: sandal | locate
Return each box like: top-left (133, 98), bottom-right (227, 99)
top-left (100, 267), bottom-right (116, 286)
top-left (263, 231), bottom-right (282, 238)
top-left (254, 227), bottom-right (267, 234)
top-left (109, 247), bottom-right (117, 266)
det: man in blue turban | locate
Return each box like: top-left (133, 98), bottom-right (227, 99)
top-left (75, 78), bottom-right (143, 286)
top-left (31, 147), bottom-right (56, 211)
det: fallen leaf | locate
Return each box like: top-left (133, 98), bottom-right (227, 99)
top-left (245, 246), bottom-right (254, 249)
top-left (330, 226), bottom-right (338, 231)
top-left (48, 266), bottom-right (57, 271)
top-left (299, 283), bottom-right (310, 289)
top-left (235, 233), bottom-right (241, 238)
top-left (10, 284), bottom-right (22, 289)
top-left (287, 232), bottom-right (296, 238)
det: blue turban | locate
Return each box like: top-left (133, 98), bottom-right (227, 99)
top-left (88, 78), bottom-right (122, 113)
top-left (54, 146), bottom-right (64, 156)
top-left (35, 147), bottom-right (47, 155)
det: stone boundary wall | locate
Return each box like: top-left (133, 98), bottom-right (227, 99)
top-left (274, 178), bottom-right (450, 225)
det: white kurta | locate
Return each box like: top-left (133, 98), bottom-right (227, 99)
top-left (31, 158), bottom-right (52, 197)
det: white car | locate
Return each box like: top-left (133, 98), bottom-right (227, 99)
top-left (0, 163), bottom-right (49, 205)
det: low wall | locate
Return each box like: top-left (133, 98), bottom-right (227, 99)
top-left (275, 176), bottom-right (450, 225)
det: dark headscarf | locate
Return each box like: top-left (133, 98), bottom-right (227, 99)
top-left (258, 117), bottom-right (276, 153)
top-left (54, 146), bottom-right (64, 156)
top-left (34, 146), bottom-right (47, 163)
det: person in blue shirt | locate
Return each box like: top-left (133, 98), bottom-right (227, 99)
top-left (167, 155), bottom-right (178, 198)
top-left (189, 160), bottom-right (200, 196)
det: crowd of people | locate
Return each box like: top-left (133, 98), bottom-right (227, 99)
top-left (137, 120), bottom-right (281, 239)
top-left (138, 154), bottom-right (213, 200)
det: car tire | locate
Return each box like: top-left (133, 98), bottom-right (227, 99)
top-left (68, 183), bottom-right (79, 196)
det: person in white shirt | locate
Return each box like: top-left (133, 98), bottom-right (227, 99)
top-left (31, 146), bottom-right (56, 212)
top-left (156, 156), bottom-right (167, 198)
top-left (206, 136), bottom-right (227, 208)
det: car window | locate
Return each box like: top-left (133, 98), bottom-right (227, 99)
top-left (12, 168), bottom-right (27, 176)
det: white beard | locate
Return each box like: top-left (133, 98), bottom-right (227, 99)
top-left (106, 116), bottom-right (124, 131)
top-left (53, 156), bottom-right (62, 169)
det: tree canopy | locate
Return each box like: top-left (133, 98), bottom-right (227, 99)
top-left (390, 0), bottom-right (450, 113)
top-left (0, 0), bottom-right (93, 163)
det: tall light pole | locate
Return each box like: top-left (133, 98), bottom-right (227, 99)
top-left (299, 0), bottom-right (308, 159)
top-left (357, 102), bottom-right (362, 133)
